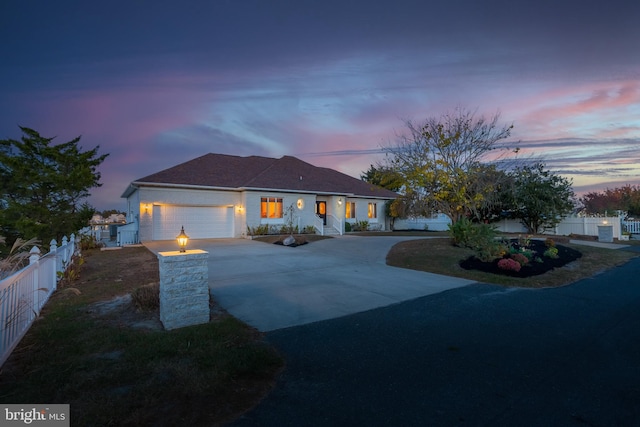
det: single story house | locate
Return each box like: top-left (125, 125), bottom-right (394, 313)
top-left (121, 153), bottom-right (398, 241)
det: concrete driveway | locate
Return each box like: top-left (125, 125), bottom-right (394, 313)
top-left (144, 235), bottom-right (474, 331)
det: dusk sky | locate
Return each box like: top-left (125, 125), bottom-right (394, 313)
top-left (1, 0), bottom-right (639, 211)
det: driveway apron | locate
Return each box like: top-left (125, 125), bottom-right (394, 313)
top-left (145, 235), bottom-right (474, 331)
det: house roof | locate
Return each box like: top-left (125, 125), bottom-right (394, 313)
top-left (123, 153), bottom-right (397, 199)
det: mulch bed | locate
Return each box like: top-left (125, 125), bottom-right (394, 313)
top-left (460, 239), bottom-right (582, 278)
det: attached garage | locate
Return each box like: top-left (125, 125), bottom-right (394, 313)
top-left (152, 205), bottom-right (234, 240)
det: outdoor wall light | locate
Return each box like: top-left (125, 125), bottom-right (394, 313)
top-left (176, 226), bottom-right (189, 253)
top-left (337, 197), bottom-right (343, 206)
top-left (297, 199), bottom-right (304, 210)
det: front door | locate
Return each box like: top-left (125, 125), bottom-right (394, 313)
top-left (315, 201), bottom-right (327, 225)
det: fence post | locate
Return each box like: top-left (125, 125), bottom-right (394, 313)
top-left (50, 239), bottom-right (58, 286)
top-left (61, 236), bottom-right (69, 265)
top-left (70, 233), bottom-right (77, 256)
top-left (29, 246), bottom-right (41, 265)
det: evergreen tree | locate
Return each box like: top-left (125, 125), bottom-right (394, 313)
top-left (0, 127), bottom-right (108, 248)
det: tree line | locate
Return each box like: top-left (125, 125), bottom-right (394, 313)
top-left (580, 186), bottom-right (640, 218)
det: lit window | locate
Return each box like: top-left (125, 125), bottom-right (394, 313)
top-left (368, 202), bottom-right (377, 219)
top-left (345, 202), bottom-right (356, 219)
top-left (260, 197), bottom-right (283, 218)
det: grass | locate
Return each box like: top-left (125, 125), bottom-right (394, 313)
top-left (386, 236), bottom-right (639, 287)
top-left (0, 247), bottom-right (283, 426)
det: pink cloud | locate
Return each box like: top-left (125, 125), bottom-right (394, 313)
top-left (510, 79), bottom-right (640, 140)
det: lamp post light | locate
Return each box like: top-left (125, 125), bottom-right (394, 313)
top-left (176, 226), bottom-right (189, 253)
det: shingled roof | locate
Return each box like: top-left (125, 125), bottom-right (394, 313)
top-left (125, 153), bottom-right (397, 199)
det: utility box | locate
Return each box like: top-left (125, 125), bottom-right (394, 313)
top-left (597, 225), bottom-right (614, 243)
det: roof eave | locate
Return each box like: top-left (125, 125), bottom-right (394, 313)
top-left (127, 181), bottom-right (240, 192)
top-left (123, 181), bottom-right (398, 200)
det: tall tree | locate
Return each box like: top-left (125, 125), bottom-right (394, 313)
top-left (0, 127), bottom-right (108, 247)
top-left (360, 164), bottom-right (403, 192)
top-left (383, 107), bottom-right (515, 223)
top-left (507, 162), bottom-right (575, 234)
top-left (580, 185), bottom-right (640, 216)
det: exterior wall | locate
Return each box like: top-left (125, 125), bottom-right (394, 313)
top-left (244, 191), bottom-right (318, 233)
top-left (134, 187), bottom-right (243, 240)
top-left (344, 197), bottom-right (389, 231)
top-left (126, 186), bottom-right (395, 238)
top-left (125, 189), bottom-right (140, 226)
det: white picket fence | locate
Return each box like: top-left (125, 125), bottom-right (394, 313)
top-left (623, 220), bottom-right (640, 234)
top-left (0, 235), bottom-right (78, 367)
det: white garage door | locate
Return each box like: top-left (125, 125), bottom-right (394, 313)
top-left (152, 205), bottom-right (233, 240)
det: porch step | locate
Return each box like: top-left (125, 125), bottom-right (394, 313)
top-left (322, 228), bottom-right (341, 236)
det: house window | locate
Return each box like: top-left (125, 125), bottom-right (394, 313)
top-left (345, 202), bottom-right (356, 219)
top-left (261, 197), bottom-right (283, 218)
top-left (368, 202), bottom-right (377, 219)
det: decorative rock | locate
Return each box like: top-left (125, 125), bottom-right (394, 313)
top-left (283, 235), bottom-right (296, 246)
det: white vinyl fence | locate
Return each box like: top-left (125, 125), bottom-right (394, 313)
top-left (494, 217), bottom-right (623, 239)
top-left (117, 223), bottom-right (139, 246)
top-left (394, 214), bottom-right (628, 239)
top-left (0, 234), bottom-right (78, 367)
top-left (393, 213), bottom-right (452, 231)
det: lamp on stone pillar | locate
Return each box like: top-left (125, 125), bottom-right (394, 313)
top-left (176, 226), bottom-right (189, 253)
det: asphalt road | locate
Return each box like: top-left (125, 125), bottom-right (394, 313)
top-left (230, 253), bottom-right (640, 427)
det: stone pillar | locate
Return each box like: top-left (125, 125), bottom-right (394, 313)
top-left (158, 249), bottom-right (209, 330)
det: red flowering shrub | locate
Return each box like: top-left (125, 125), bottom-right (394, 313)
top-left (510, 253), bottom-right (529, 266)
top-left (497, 258), bottom-right (521, 272)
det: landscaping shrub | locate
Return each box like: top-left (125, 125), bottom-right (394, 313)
top-left (247, 224), bottom-right (270, 236)
top-left (279, 224), bottom-right (299, 235)
top-left (345, 222), bottom-right (352, 232)
top-left (351, 220), bottom-right (370, 232)
top-left (510, 252), bottom-right (529, 266)
top-left (498, 258), bottom-right (521, 272)
top-left (448, 217), bottom-right (474, 247)
top-left (131, 283), bottom-right (159, 311)
top-left (79, 234), bottom-right (104, 250)
top-left (449, 218), bottom-right (505, 262)
top-left (302, 225), bottom-right (316, 234)
top-left (544, 247), bottom-right (559, 259)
